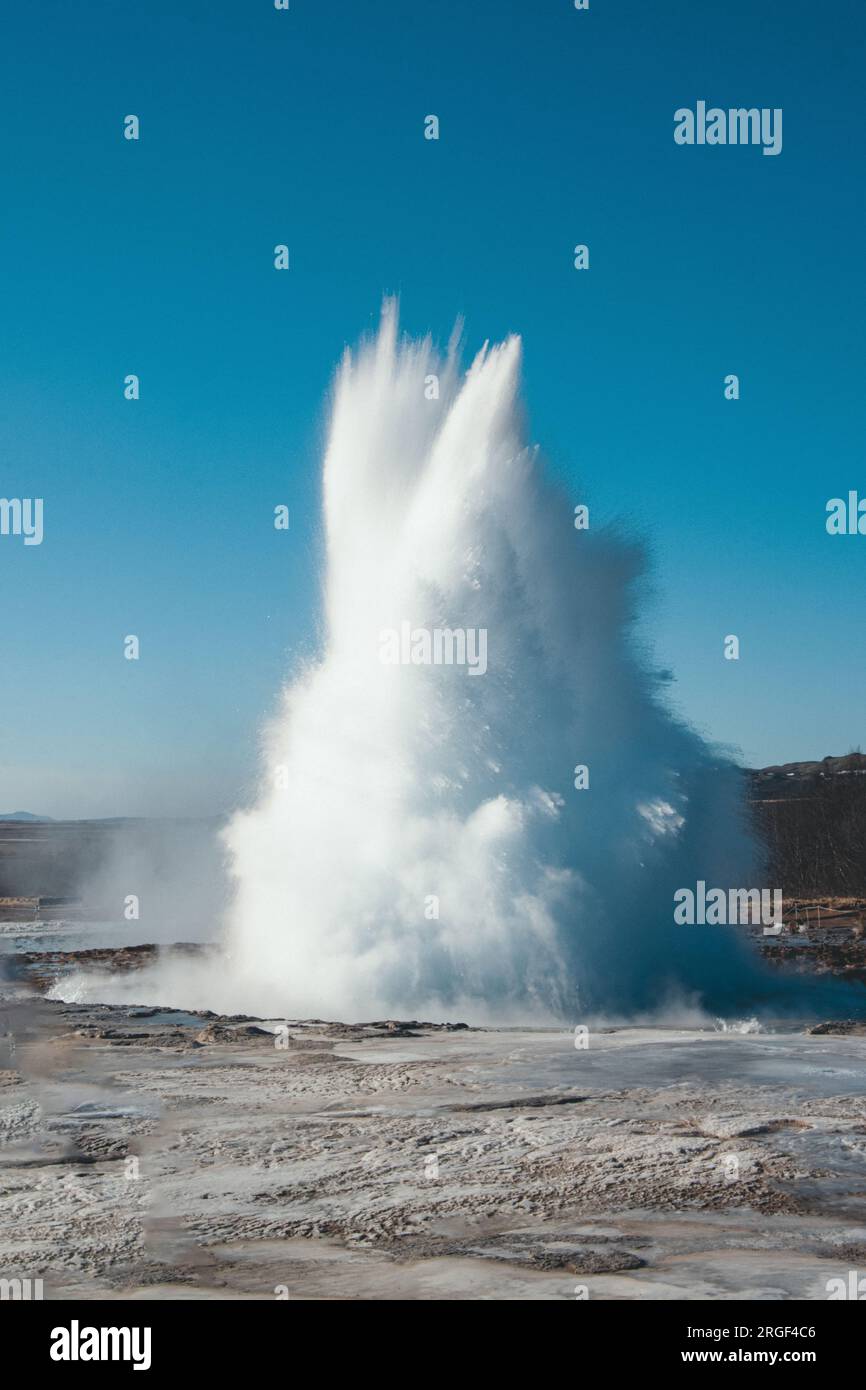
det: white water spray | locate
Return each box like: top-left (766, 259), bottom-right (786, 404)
top-left (62, 304), bottom-right (808, 1023)
top-left (213, 302), bottom-right (767, 1021)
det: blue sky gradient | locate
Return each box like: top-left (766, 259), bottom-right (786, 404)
top-left (2, 0), bottom-right (864, 817)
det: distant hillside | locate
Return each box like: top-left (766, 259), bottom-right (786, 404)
top-left (0, 811), bottom-right (54, 822)
top-left (749, 753), bottom-right (866, 896)
top-left (749, 752), bottom-right (866, 801)
top-left (0, 817), bottom-right (226, 934)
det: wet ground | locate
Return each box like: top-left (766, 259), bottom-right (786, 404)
top-left (3, 940), bottom-right (866, 1300)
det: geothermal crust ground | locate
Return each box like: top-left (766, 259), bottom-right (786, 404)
top-left (3, 983), bottom-right (866, 1301)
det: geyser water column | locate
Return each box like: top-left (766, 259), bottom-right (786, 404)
top-left (221, 301), bottom-right (764, 1023)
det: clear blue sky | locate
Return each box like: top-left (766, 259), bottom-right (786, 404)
top-left (2, 0), bottom-right (864, 818)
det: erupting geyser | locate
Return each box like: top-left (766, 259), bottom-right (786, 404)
top-left (62, 304), bottom-right (826, 1023)
top-left (216, 302), bottom-right (767, 1022)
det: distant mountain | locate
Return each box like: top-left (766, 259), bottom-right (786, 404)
top-left (0, 811), bottom-right (54, 822)
top-left (749, 752), bottom-right (866, 799)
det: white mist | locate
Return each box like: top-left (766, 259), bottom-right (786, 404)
top-left (214, 303), bottom-right (761, 1021)
top-left (61, 304), bottom-right (798, 1023)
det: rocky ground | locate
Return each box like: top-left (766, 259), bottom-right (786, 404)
top-left (3, 955), bottom-right (866, 1300)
